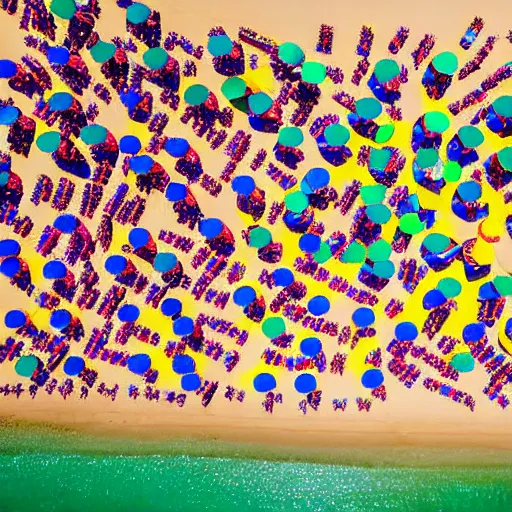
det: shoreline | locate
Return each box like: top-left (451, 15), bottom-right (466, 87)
top-left (2, 374), bottom-right (512, 470)
top-left (2, 418), bottom-right (512, 469)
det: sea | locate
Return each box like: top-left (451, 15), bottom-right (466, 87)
top-left (2, 454), bottom-right (512, 511)
top-left (1, 424), bottom-right (511, 511)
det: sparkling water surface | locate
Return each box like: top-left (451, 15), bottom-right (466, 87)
top-left (1, 454), bottom-right (511, 511)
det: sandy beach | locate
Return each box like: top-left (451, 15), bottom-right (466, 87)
top-left (0, 0), bottom-right (512, 470)
top-left (2, 359), bottom-right (512, 467)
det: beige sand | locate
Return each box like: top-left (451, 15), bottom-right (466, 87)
top-left (0, 0), bottom-right (512, 464)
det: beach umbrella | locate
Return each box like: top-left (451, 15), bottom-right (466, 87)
top-left (361, 369), bottom-right (384, 389)
top-left (165, 183), bottom-right (187, 202)
top-left (43, 260), bottom-right (67, 279)
top-left (50, 309), bottom-right (72, 331)
top-left (307, 296), bottom-right (330, 316)
top-left (272, 268), bottom-right (294, 287)
top-left (462, 323), bottom-right (485, 343)
top-left (0, 59), bottom-right (17, 78)
top-left (105, 255), bottom-right (128, 275)
top-left (184, 84), bottom-right (209, 106)
top-left (64, 356), bottom-right (85, 377)
top-left (48, 92), bottom-right (73, 112)
top-left (301, 168), bottom-right (330, 195)
top-left (90, 41), bottom-right (116, 64)
top-left (15, 355), bottom-right (38, 378)
top-left (352, 307), bottom-right (375, 327)
top-left (233, 286), bottom-right (256, 307)
top-left (395, 322), bottom-right (418, 341)
top-left (285, 191), bottom-right (309, 213)
top-left (172, 354), bottom-right (195, 374)
top-left (324, 124), bottom-right (350, 147)
top-left (127, 354), bottom-right (151, 375)
top-left (143, 47), bottom-right (169, 70)
top-left (262, 317), bottom-right (286, 338)
top-left (0, 239), bottom-right (20, 257)
top-left (161, 298), bottom-right (182, 317)
top-left (249, 228), bottom-right (271, 248)
top-left (278, 127), bottom-right (304, 147)
top-left (128, 228), bottom-right (150, 250)
top-left (173, 317), bottom-right (194, 336)
top-left (300, 337), bottom-right (322, 357)
top-left (299, 234), bottom-right (321, 254)
top-left (181, 373), bottom-right (201, 391)
top-left (118, 304), bottom-right (140, 323)
top-left (294, 373), bottom-right (317, 394)
top-left (53, 214), bottom-right (78, 233)
top-left (126, 2), bottom-right (150, 24)
top-left (119, 135), bottom-right (141, 154)
top-left (231, 176), bottom-right (255, 196)
top-left (154, 253), bottom-right (178, 273)
top-left (165, 138), bottom-right (190, 157)
top-left (208, 35), bottom-right (233, 57)
top-left (4, 310), bottom-right (27, 329)
top-left (253, 373), bottom-right (276, 393)
top-left (450, 353), bottom-right (475, 373)
top-left (0, 257), bottom-right (20, 277)
top-left (130, 155), bottom-right (153, 174)
top-left (437, 278), bottom-right (462, 299)
top-left (80, 125), bottom-right (108, 145)
top-left (423, 289), bottom-right (447, 310)
top-left (199, 218), bottom-right (223, 239)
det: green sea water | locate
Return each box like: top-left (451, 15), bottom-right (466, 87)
top-left (1, 454), bottom-right (512, 511)
top-left (1, 423), bottom-right (512, 511)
